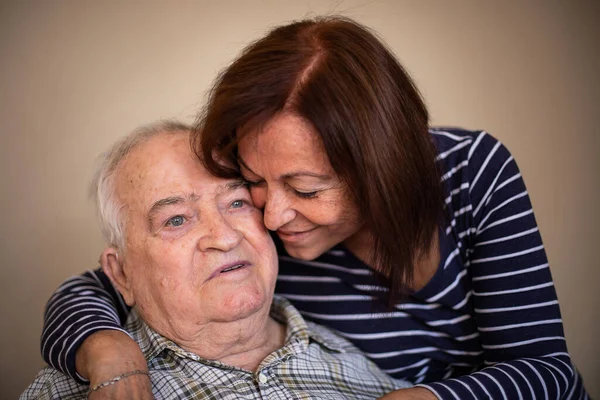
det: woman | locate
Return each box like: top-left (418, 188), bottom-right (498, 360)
top-left (41, 16), bottom-right (587, 399)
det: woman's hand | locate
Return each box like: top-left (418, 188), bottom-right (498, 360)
top-left (379, 387), bottom-right (438, 400)
top-left (77, 330), bottom-right (153, 399)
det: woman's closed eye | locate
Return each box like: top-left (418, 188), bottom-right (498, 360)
top-left (293, 189), bottom-right (318, 199)
top-left (242, 174), bottom-right (319, 199)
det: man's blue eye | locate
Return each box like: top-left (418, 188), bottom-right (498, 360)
top-left (231, 200), bottom-right (245, 209)
top-left (166, 216), bottom-right (185, 227)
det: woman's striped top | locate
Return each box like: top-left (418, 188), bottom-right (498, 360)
top-left (41, 128), bottom-right (588, 399)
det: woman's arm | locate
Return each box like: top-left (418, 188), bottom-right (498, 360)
top-left (418, 131), bottom-right (587, 399)
top-left (41, 268), bottom-right (134, 383)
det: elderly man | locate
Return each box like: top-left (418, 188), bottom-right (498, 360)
top-left (22, 121), bottom-right (410, 399)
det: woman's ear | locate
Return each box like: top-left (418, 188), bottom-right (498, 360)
top-left (101, 247), bottom-right (135, 306)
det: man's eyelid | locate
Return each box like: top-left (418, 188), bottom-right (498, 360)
top-left (156, 207), bottom-right (194, 227)
top-left (148, 211), bottom-right (175, 230)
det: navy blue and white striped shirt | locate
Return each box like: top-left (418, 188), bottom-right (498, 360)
top-left (41, 128), bottom-right (588, 399)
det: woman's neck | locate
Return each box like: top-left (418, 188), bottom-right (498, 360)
top-left (342, 224), bottom-right (375, 265)
top-left (343, 226), bottom-right (440, 291)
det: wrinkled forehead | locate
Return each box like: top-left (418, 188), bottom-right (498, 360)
top-left (114, 133), bottom-right (212, 209)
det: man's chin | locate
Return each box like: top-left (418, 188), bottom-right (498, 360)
top-left (213, 289), bottom-right (270, 322)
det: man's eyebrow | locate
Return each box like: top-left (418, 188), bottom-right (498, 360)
top-left (223, 179), bottom-right (246, 191)
top-left (237, 157), bottom-right (331, 180)
top-left (147, 194), bottom-right (200, 221)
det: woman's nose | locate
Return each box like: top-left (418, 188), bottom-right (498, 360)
top-left (262, 189), bottom-right (296, 231)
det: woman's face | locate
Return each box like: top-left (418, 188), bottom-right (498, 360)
top-left (237, 113), bottom-right (366, 261)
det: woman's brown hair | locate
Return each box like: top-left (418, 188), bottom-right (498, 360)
top-left (194, 16), bottom-right (444, 306)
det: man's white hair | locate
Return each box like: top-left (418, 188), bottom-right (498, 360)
top-left (91, 120), bottom-right (192, 250)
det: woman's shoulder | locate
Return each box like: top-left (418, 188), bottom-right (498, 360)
top-left (429, 127), bottom-right (514, 189)
top-left (429, 127), bottom-right (507, 160)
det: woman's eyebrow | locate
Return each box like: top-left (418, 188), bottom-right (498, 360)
top-left (238, 156), bottom-right (330, 180)
top-left (281, 171), bottom-right (331, 180)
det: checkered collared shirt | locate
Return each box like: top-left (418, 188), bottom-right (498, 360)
top-left (22, 297), bottom-right (410, 399)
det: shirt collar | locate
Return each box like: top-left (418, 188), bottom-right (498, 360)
top-left (270, 296), bottom-right (347, 353)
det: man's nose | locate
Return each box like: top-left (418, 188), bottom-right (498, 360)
top-left (197, 212), bottom-right (243, 252)
top-left (262, 189), bottom-right (296, 231)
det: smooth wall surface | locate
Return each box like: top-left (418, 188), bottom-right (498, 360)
top-left (1, 1), bottom-right (598, 398)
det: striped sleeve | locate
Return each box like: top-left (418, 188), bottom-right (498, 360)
top-left (41, 268), bottom-right (131, 383)
top-left (419, 132), bottom-right (587, 399)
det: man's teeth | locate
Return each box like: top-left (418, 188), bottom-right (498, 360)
top-left (221, 264), bottom-right (244, 273)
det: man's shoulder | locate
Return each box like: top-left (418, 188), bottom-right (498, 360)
top-left (20, 366), bottom-right (88, 400)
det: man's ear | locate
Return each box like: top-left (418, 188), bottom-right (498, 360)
top-left (101, 247), bottom-right (136, 307)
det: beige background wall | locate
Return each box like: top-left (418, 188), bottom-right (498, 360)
top-left (1, 1), bottom-right (598, 398)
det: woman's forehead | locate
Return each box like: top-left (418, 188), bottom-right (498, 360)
top-left (238, 137), bottom-right (333, 180)
top-left (239, 113), bottom-right (327, 155)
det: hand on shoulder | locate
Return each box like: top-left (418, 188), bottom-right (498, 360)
top-left (77, 330), bottom-right (153, 399)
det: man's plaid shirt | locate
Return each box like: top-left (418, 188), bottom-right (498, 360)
top-left (22, 297), bottom-right (410, 399)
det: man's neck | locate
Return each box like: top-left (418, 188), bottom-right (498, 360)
top-left (153, 307), bottom-right (287, 372)
top-left (216, 317), bottom-right (286, 371)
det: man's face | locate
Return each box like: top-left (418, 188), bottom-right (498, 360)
top-left (114, 132), bottom-right (277, 340)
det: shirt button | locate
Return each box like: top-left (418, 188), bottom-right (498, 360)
top-left (258, 373), bottom-right (268, 384)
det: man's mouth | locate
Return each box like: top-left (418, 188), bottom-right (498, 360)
top-left (220, 263), bottom-right (246, 273)
top-left (208, 261), bottom-right (251, 280)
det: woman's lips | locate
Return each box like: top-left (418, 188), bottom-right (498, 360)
top-left (277, 227), bottom-right (318, 243)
